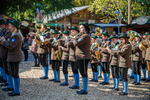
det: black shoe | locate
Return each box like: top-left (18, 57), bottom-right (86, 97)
top-left (69, 75), bottom-right (74, 77)
top-left (98, 76), bottom-right (102, 78)
top-left (54, 80), bottom-right (61, 83)
top-left (146, 80), bottom-right (150, 82)
top-left (77, 89), bottom-right (87, 95)
top-left (69, 85), bottom-right (79, 89)
top-left (49, 79), bottom-right (56, 81)
top-left (141, 78), bottom-right (146, 81)
top-left (114, 88), bottom-right (119, 91)
top-left (0, 79), bottom-right (7, 83)
top-left (0, 83), bottom-right (9, 87)
top-left (2, 88), bottom-right (14, 91)
top-left (132, 82), bottom-right (136, 84)
top-left (8, 92), bottom-right (20, 96)
top-left (109, 87), bottom-right (115, 89)
top-left (94, 80), bottom-right (98, 82)
top-left (135, 83), bottom-right (140, 85)
top-left (90, 79), bottom-right (95, 82)
top-left (99, 81), bottom-right (105, 84)
top-left (40, 76), bottom-right (48, 79)
top-left (60, 82), bottom-right (68, 86)
top-left (102, 82), bottom-right (109, 85)
top-left (118, 91), bottom-right (128, 95)
top-left (8, 91), bottom-right (15, 95)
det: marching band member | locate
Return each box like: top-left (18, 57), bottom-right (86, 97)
top-left (0, 19), bottom-right (7, 83)
top-left (47, 30), bottom-right (62, 83)
top-left (113, 32), bottom-right (132, 95)
top-left (68, 26), bottom-right (80, 89)
top-left (90, 35), bottom-right (98, 82)
top-left (59, 31), bottom-right (70, 86)
top-left (98, 32), bottom-right (110, 85)
top-left (73, 22), bottom-right (91, 95)
top-left (132, 33), bottom-right (142, 85)
top-left (0, 20), bottom-right (23, 96)
top-left (95, 28), bottom-right (102, 78)
top-left (1, 19), bottom-right (14, 92)
top-left (107, 34), bottom-right (119, 91)
top-left (36, 25), bottom-right (50, 79)
top-left (144, 32), bottom-right (150, 81)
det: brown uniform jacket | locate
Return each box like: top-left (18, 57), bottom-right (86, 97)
top-left (37, 31), bottom-right (50, 54)
top-left (2, 32), bottom-right (22, 62)
top-left (74, 34), bottom-right (91, 60)
top-left (146, 39), bottom-right (150, 61)
top-left (107, 42), bottom-right (119, 66)
top-left (68, 42), bottom-right (76, 62)
top-left (61, 40), bottom-right (69, 60)
top-left (116, 44), bottom-right (132, 68)
top-left (0, 28), bottom-right (6, 59)
top-left (132, 42), bottom-right (142, 61)
top-left (31, 39), bottom-right (38, 53)
top-left (100, 40), bottom-right (110, 62)
top-left (1, 31), bottom-right (12, 60)
top-left (90, 43), bottom-right (98, 63)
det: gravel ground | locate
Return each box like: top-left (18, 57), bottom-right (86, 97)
top-left (0, 53), bottom-right (150, 100)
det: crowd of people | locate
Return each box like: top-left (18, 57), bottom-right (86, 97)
top-left (0, 17), bottom-right (150, 97)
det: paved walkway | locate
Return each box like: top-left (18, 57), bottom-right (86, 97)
top-left (0, 53), bottom-right (150, 100)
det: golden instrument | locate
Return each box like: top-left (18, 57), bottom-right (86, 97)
top-left (95, 27), bottom-right (103, 36)
top-left (35, 23), bottom-right (44, 47)
top-left (55, 40), bottom-right (62, 60)
top-left (139, 39), bottom-right (148, 51)
top-left (127, 30), bottom-right (137, 41)
top-left (95, 43), bottom-right (101, 60)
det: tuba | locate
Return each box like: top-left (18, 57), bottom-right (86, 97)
top-left (127, 30), bottom-right (137, 42)
top-left (35, 23), bottom-right (44, 47)
top-left (95, 27), bottom-right (103, 36)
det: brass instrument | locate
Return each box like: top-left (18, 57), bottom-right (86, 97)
top-left (55, 40), bottom-right (62, 60)
top-left (35, 23), bottom-right (44, 47)
top-left (95, 38), bottom-right (102, 60)
top-left (95, 27), bottom-right (103, 36)
top-left (95, 43), bottom-right (101, 60)
top-left (139, 39), bottom-right (148, 51)
top-left (127, 30), bottom-right (137, 41)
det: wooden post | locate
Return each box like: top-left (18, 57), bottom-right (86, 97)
top-left (64, 15), bottom-right (67, 30)
top-left (128, 0), bottom-right (131, 24)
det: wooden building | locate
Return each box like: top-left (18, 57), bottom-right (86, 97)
top-left (44, 6), bottom-right (102, 29)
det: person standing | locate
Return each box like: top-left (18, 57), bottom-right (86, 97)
top-left (47, 30), bottom-right (62, 83)
top-left (36, 25), bottom-right (50, 79)
top-left (98, 32), bottom-right (110, 85)
top-left (31, 34), bottom-right (39, 67)
top-left (68, 26), bottom-right (80, 89)
top-left (113, 32), bottom-right (132, 95)
top-left (74, 22), bottom-right (91, 95)
top-left (132, 33), bottom-right (142, 85)
top-left (107, 35), bottom-right (119, 91)
top-left (59, 31), bottom-right (70, 86)
top-left (0, 20), bottom-right (23, 96)
top-left (144, 32), bottom-right (150, 81)
top-left (22, 34), bottom-right (30, 61)
top-left (1, 19), bottom-right (14, 92)
top-left (90, 35), bottom-right (98, 82)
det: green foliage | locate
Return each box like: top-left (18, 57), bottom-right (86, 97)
top-left (0, 0), bottom-right (74, 21)
top-left (89, 0), bottom-right (150, 23)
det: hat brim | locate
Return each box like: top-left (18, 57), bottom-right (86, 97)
top-left (119, 36), bottom-right (130, 39)
top-left (69, 28), bottom-right (79, 32)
